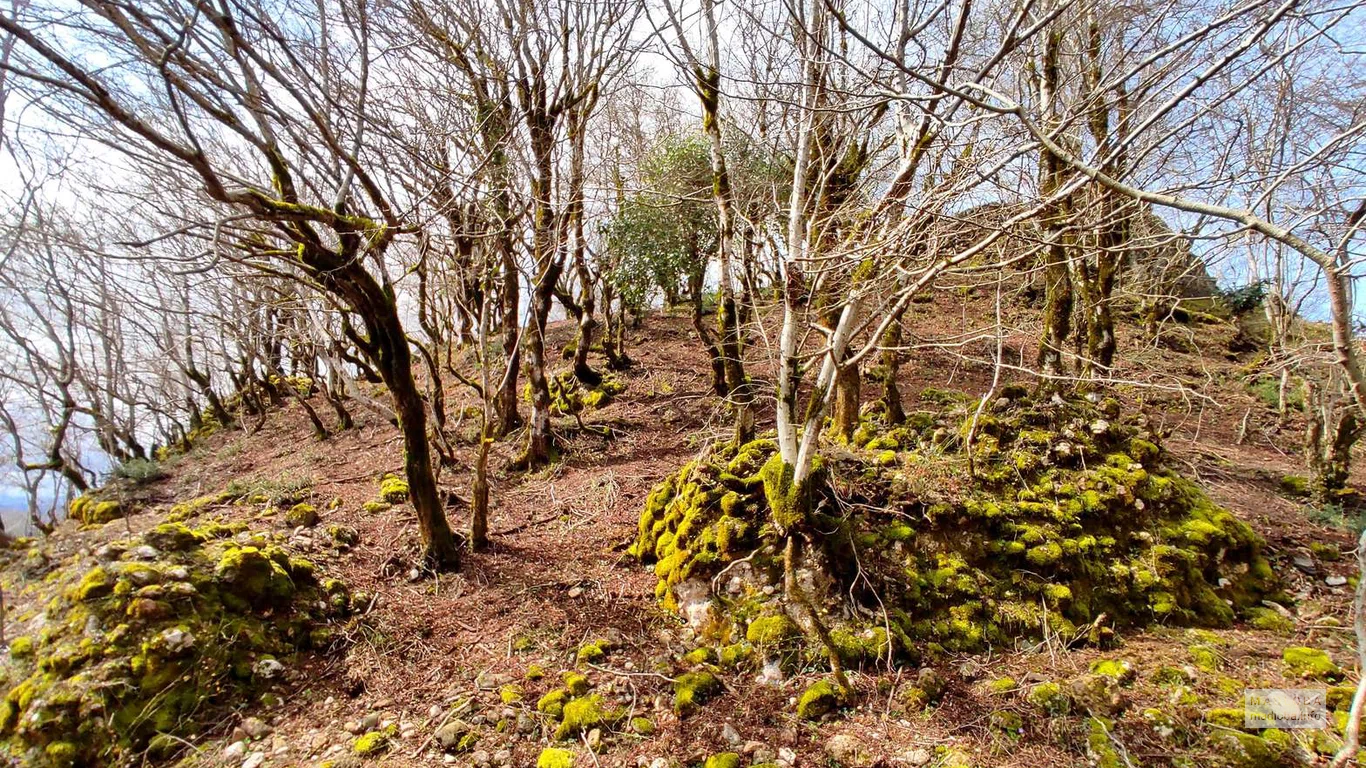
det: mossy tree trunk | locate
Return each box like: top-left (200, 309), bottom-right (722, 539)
top-left (875, 309), bottom-right (906, 425)
top-left (690, 264), bottom-right (729, 397)
top-left (1077, 18), bottom-right (1128, 380)
top-left (566, 103), bottom-right (601, 387)
top-left (1035, 26), bottom-right (1074, 389)
top-left (692, 11), bottom-right (753, 444)
top-left (1304, 378), bottom-right (1366, 503)
top-left (515, 103), bottom-right (564, 470)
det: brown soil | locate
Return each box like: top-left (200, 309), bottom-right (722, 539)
top-left (7, 296), bottom-right (1362, 768)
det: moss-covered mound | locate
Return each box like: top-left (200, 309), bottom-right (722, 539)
top-left (631, 392), bottom-right (1279, 662)
top-left (547, 371), bottom-right (626, 416)
top-left (0, 522), bottom-right (352, 766)
top-left (67, 494), bottom-right (128, 526)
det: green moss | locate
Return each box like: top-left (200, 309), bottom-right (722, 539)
top-left (70, 566), bottom-right (114, 601)
top-left (285, 502), bottom-right (319, 527)
top-left (379, 474), bottom-right (409, 503)
top-left (9, 635), bottom-right (34, 658)
top-left (746, 614), bottom-right (799, 648)
top-left (1210, 729), bottom-right (1293, 768)
top-left (674, 670), bottom-right (723, 715)
top-left (796, 679), bottom-right (845, 720)
top-left (1245, 606), bottom-right (1292, 633)
top-left (1190, 644), bottom-right (1222, 672)
top-left (1026, 682), bottom-right (1069, 714)
top-left (1026, 542), bottom-right (1062, 566)
top-left (576, 639), bottom-right (611, 665)
top-left (630, 716), bottom-right (655, 734)
top-left (537, 748), bottom-right (575, 768)
top-left (1327, 686), bottom-right (1355, 711)
top-left (760, 454), bottom-right (805, 530)
top-left (718, 643), bottom-right (752, 668)
top-left (1089, 659), bottom-right (1135, 684)
top-left (538, 688), bottom-right (569, 718)
top-left (1282, 646), bottom-right (1342, 680)
top-left (500, 684), bottom-right (523, 704)
top-left (1279, 475), bottom-right (1310, 497)
top-left (362, 500), bottom-right (391, 514)
top-left (633, 395), bottom-right (1280, 658)
top-left (683, 647), bottom-right (717, 665)
top-left (563, 670), bottom-right (591, 696)
top-left (43, 741), bottom-right (79, 767)
top-left (1152, 666), bottom-right (1195, 686)
top-left (145, 522), bottom-right (206, 551)
top-left (1204, 708), bottom-right (1246, 728)
top-left (990, 709), bottom-right (1023, 735)
top-left (1086, 718), bottom-right (1123, 768)
top-left (704, 754), bottom-right (741, 768)
top-left (985, 677), bottom-right (1016, 694)
top-left (215, 545), bottom-right (298, 607)
top-left (555, 694), bottom-right (620, 740)
top-left (354, 725), bottom-right (396, 756)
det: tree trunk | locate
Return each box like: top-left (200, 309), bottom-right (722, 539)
top-left (690, 268), bottom-right (728, 397)
top-left (876, 310), bottom-right (906, 425)
top-left (470, 432), bottom-right (491, 551)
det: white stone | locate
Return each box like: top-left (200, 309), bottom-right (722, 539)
top-left (254, 658), bottom-right (285, 679)
top-left (901, 743), bottom-right (934, 759)
top-left (241, 752), bottom-right (266, 768)
top-left (157, 628), bottom-right (196, 653)
top-left (223, 741), bottom-right (247, 760)
top-left (239, 717), bottom-right (272, 739)
top-left (756, 659), bottom-right (784, 686)
top-left (1327, 575), bottom-right (1348, 586)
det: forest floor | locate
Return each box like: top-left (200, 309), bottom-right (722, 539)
top-left (3, 293), bottom-right (1363, 768)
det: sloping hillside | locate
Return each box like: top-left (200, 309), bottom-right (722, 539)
top-left (1, 297), bottom-right (1360, 768)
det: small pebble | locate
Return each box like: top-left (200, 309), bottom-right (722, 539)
top-left (568, 586), bottom-right (585, 598)
top-left (1327, 575), bottom-right (1348, 586)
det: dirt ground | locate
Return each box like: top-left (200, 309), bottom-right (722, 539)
top-left (5, 296), bottom-right (1362, 768)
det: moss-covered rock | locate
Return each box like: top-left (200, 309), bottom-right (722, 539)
top-left (797, 679), bottom-right (845, 720)
top-left (554, 694), bottom-right (621, 740)
top-left (703, 754), bottom-right (741, 768)
top-left (674, 670), bottom-right (723, 715)
top-left (378, 474), bottom-right (409, 503)
top-left (901, 668), bottom-right (946, 710)
top-left (1245, 606), bottom-right (1293, 633)
top-left (563, 670), bottom-right (590, 696)
top-left (537, 747), bottom-right (575, 768)
top-left (547, 371), bottom-right (627, 416)
top-left (285, 503), bottom-right (319, 528)
top-left (1209, 728), bottom-right (1296, 768)
top-left (1203, 708), bottom-right (1246, 728)
top-left (1026, 681), bottom-right (1070, 715)
top-left (631, 396), bottom-right (1280, 658)
top-left (1282, 647), bottom-right (1341, 681)
top-left (537, 688), bottom-right (569, 719)
top-left (1089, 659), bottom-right (1135, 684)
top-left (353, 725), bottom-right (396, 757)
top-left (69, 495), bottom-right (127, 525)
top-left (575, 639), bottom-right (610, 665)
top-left (0, 519), bottom-right (347, 767)
top-left (746, 615), bottom-right (799, 649)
